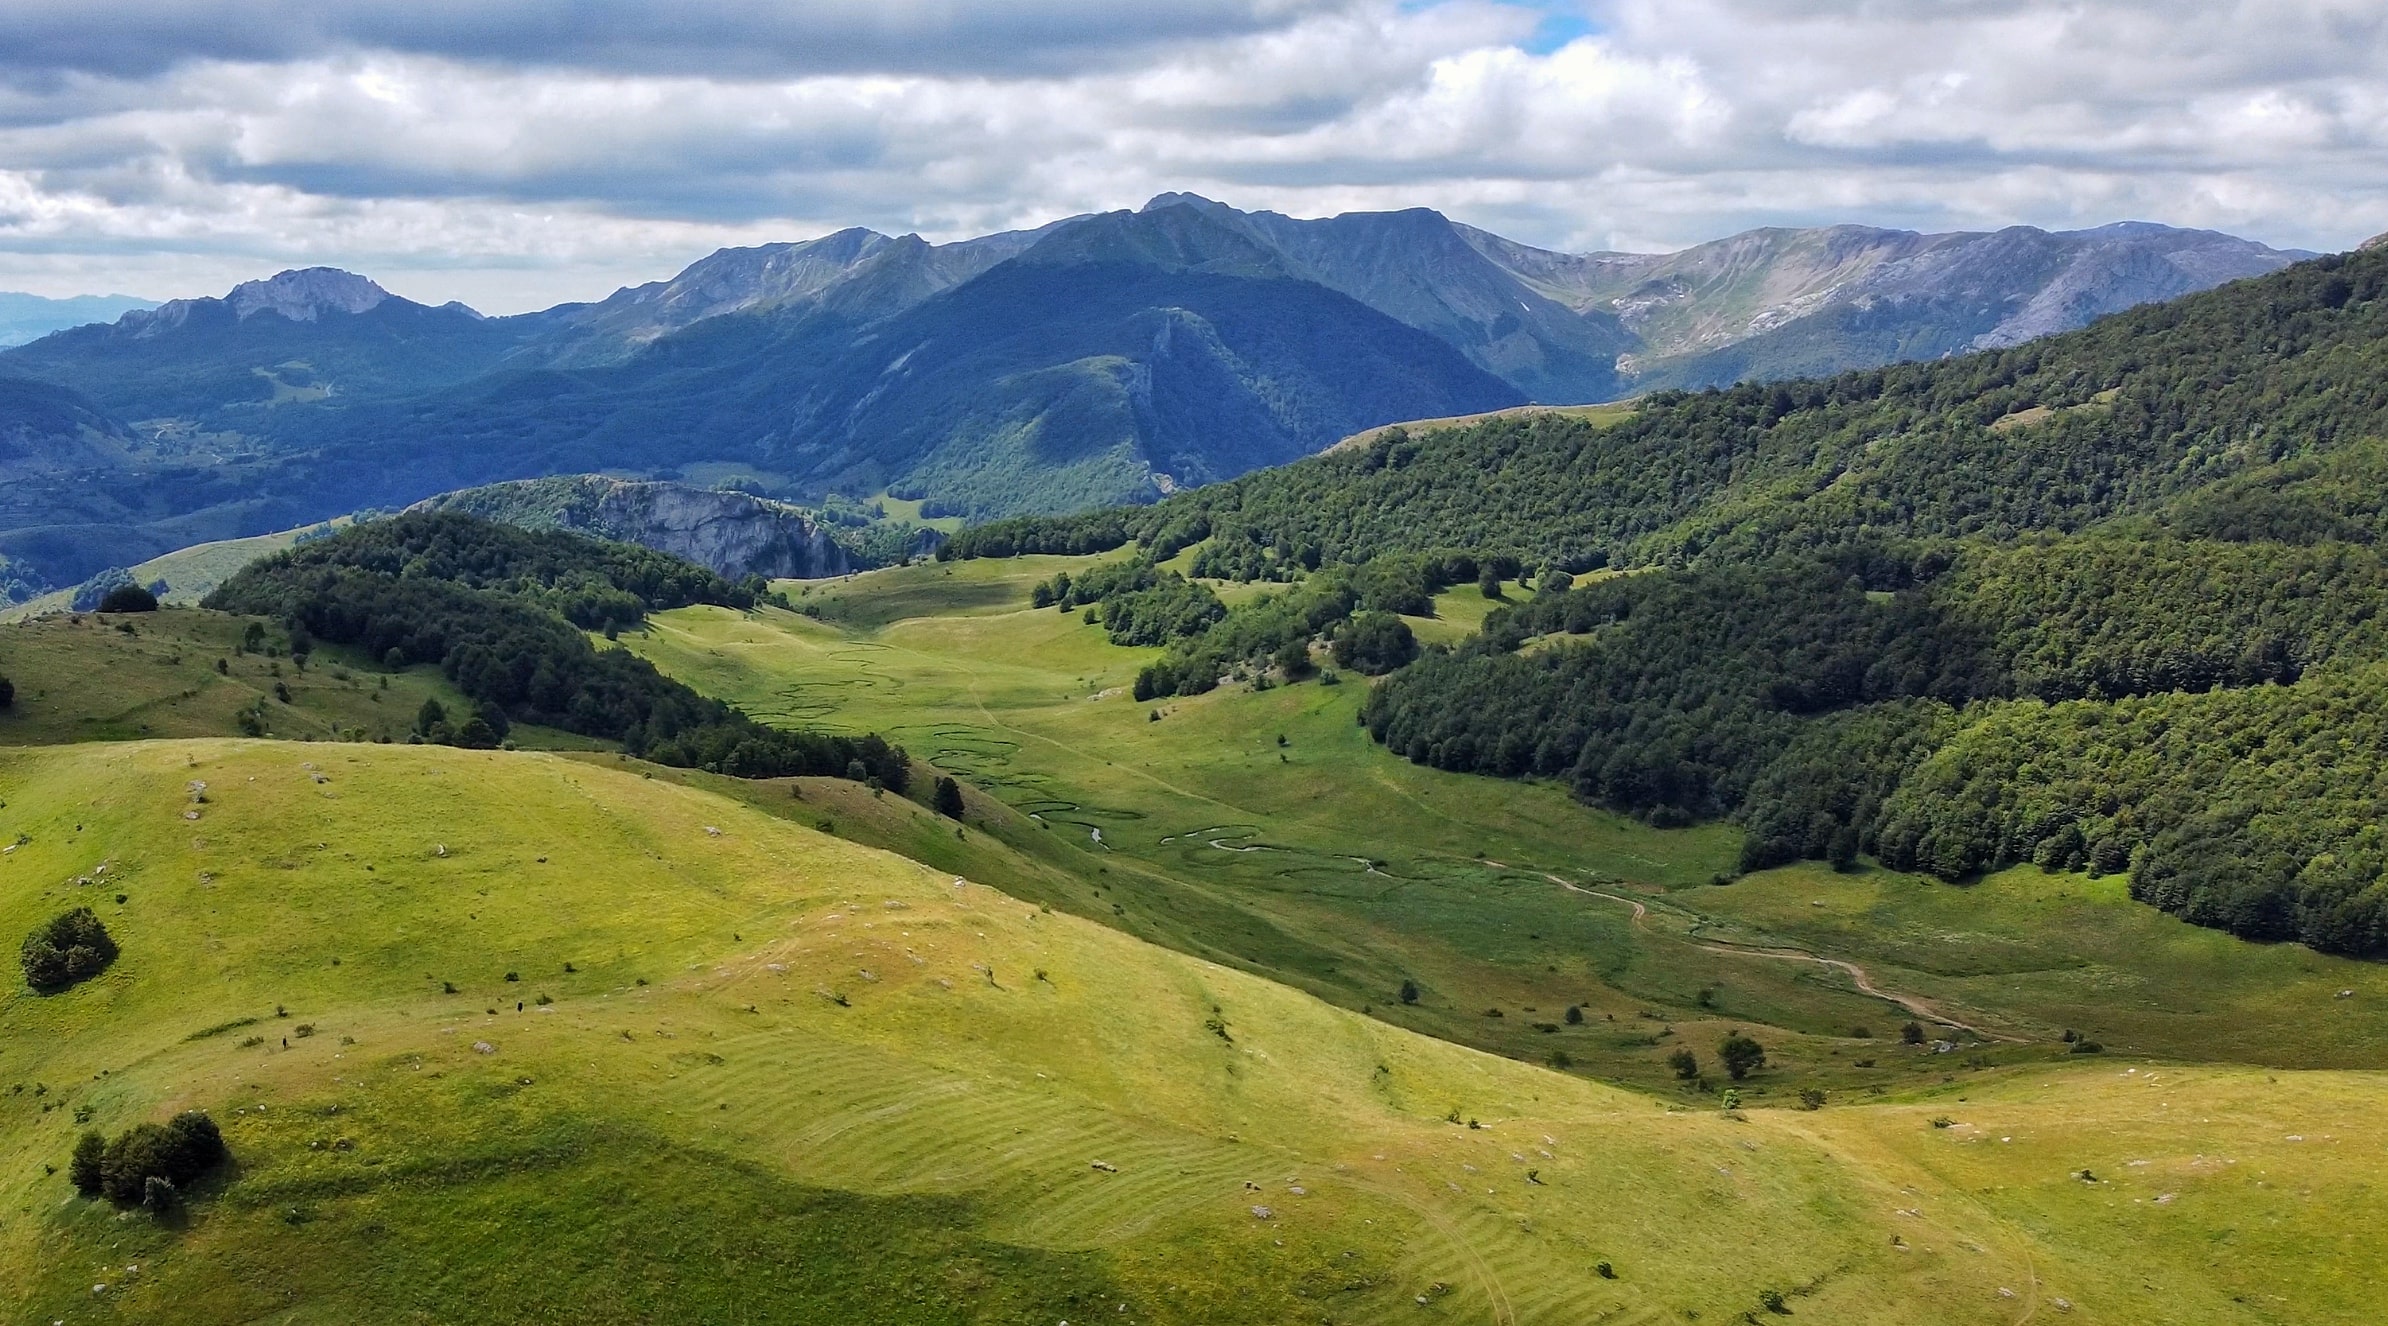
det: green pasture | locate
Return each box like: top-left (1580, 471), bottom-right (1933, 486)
top-left (0, 606), bottom-right (600, 751)
top-left (1, 740), bottom-right (2305, 1323)
top-left (593, 558), bottom-right (2344, 1109)
top-left (1, 520), bottom-right (341, 622)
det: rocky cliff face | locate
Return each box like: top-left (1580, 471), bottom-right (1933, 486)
top-left (411, 477), bottom-right (852, 580)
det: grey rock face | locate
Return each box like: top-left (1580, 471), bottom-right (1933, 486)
top-left (225, 268), bottom-right (392, 322)
top-left (411, 477), bottom-right (851, 580)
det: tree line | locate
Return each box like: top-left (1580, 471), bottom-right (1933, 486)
top-left (206, 513), bottom-right (908, 788)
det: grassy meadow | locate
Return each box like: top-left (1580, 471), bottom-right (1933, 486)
top-left (620, 556), bottom-right (2388, 1102)
top-left (0, 606), bottom-right (601, 750)
top-left (0, 521), bottom-right (345, 623)
top-left (8, 740), bottom-right (2337, 1323)
top-left (1, 554), bottom-right (2383, 1321)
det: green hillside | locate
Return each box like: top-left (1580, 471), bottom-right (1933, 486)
top-left (5, 740), bottom-right (2384, 1323)
top-left (930, 243), bottom-right (2388, 957)
top-left (0, 519), bottom-right (340, 622)
top-left (0, 605), bottom-right (524, 748)
top-left (623, 557), bottom-right (2388, 1087)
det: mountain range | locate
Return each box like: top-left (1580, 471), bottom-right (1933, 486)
top-left (0, 290), bottom-right (156, 348)
top-left (0, 197), bottom-right (2307, 587)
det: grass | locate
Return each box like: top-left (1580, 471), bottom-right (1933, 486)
top-left (0, 606), bottom-right (601, 751)
top-left (1331, 401), bottom-right (1638, 453)
top-left (2, 740), bottom-right (2309, 1323)
top-left (4, 558), bottom-right (2386, 1319)
top-left (1, 521), bottom-right (341, 622)
top-left (1697, 862), bottom-right (2388, 1068)
top-left (621, 554), bottom-right (2388, 1100)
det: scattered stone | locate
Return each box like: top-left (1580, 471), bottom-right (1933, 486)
top-left (472, 1041), bottom-right (496, 1055)
top-left (1249, 1205), bottom-right (1273, 1219)
top-left (1090, 1160), bottom-right (1117, 1172)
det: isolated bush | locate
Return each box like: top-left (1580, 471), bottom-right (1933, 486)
top-left (933, 776), bottom-right (966, 820)
top-left (69, 1131), bottom-right (106, 1194)
top-left (1900, 1020), bottom-right (1926, 1045)
top-left (1718, 1032), bottom-right (1767, 1080)
top-left (21, 907), bottom-right (119, 992)
top-left (1398, 978), bottom-right (1420, 1005)
top-left (1798, 1087), bottom-right (1827, 1110)
top-left (1667, 1048), bottom-right (1699, 1080)
top-left (1564, 1004), bottom-right (1584, 1025)
top-left (97, 584), bottom-right (158, 613)
top-left (98, 1112), bottom-right (226, 1204)
top-left (0, 674), bottom-right (12, 708)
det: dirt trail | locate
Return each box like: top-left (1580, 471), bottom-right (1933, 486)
top-left (1548, 876), bottom-right (2016, 1042)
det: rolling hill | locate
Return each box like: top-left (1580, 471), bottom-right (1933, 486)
top-left (6, 737), bottom-right (2383, 1323)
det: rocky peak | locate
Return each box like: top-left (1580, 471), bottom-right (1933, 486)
top-left (224, 268), bottom-right (393, 322)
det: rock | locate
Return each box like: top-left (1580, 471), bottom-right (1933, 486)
top-left (472, 1041), bottom-right (496, 1054)
top-left (410, 476), bottom-right (857, 579)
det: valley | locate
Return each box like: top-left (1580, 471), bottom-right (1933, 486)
top-left (0, 190), bottom-right (2382, 1326)
top-left (627, 557), bottom-right (2388, 1087)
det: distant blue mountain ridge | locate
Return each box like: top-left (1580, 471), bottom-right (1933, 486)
top-left (0, 197), bottom-right (2313, 583)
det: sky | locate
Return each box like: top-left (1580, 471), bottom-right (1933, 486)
top-left (0, 0), bottom-right (2381, 312)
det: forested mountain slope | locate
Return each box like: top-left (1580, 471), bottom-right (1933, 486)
top-left (0, 201), bottom-right (2301, 585)
top-left (948, 244), bottom-right (2388, 957)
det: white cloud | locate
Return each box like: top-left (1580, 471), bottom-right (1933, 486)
top-left (0, 0), bottom-right (2380, 310)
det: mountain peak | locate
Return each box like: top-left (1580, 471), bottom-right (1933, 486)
top-left (1141, 192), bottom-right (1230, 214)
top-left (224, 268), bottom-right (393, 321)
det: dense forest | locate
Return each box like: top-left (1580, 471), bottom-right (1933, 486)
top-left (207, 513), bottom-right (909, 786)
top-left (948, 243), bottom-right (2388, 956)
top-left (950, 245), bottom-right (2388, 570)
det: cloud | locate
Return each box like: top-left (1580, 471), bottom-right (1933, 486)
top-left (0, 0), bottom-right (2379, 310)
top-left (0, 0), bottom-right (1346, 80)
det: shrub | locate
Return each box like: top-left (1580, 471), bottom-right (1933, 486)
top-left (1759, 1288), bottom-right (1789, 1314)
top-left (98, 1112), bottom-right (226, 1204)
top-left (1594, 1260), bottom-right (1615, 1280)
top-left (1398, 979), bottom-right (1420, 1004)
top-left (69, 1131), bottom-right (105, 1194)
top-left (1564, 1004), bottom-right (1584, 1025)
top-left (98, 584), bottom-right (159, 613)
top-left (1667, 1047), bottom-right (1699, 1080)
top-left (1798, 1087), bottom-right (1827, 1110)
top-left (1718, 1032), bottom-right (1767, 1080)
top-left (1330, 613), bottom-right (1419, 675)
top-left (933, 776), bottom-right (966, 820)
top-left (0, 674), bottom-right (12, 708)
top-left (21, 907), bottom-right (119, 992)
top-left (2070, 1039), bottom-right (2105, 1054)
top-left (1901, 1020), bottom-right (1926, 1045)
